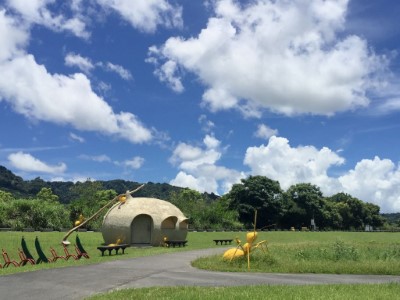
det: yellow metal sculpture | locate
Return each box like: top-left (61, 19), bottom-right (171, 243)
top-left (74, 214), bottom-right (85, 226)
top-left (108, 238), bottom-right (123, 247)
top-left (223, 210), bottom-right (268, 270)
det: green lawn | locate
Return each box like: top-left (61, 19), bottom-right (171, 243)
top-left (0, 231), bottom-right (197, 275)
top-left (86, 283), bottom-right (400, 300)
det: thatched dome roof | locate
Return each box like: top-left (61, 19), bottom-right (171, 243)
top-left (103, 195), bottom-right (187, 227)
top-left (101, 194), bottom-right (188, 245)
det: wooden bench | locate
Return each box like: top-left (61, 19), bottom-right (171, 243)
top-left (164, 240), bottom-right (187, 248)
top-left (213, 239), bottom-right (233, 245)
top-left (97, 244), bottom-right (129, 256)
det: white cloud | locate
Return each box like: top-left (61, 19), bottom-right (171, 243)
top-left (6, 0), bottom-right (89, 38)
top-left (65, 53), bottom-right (133, 80)
top-left (147, 50), bottom-right (184, 92)
top-left (79, 154), bottom-right (111, 162)
top-left (244, 136), bottom-right (345, 192)
top-left (65, 53), bottom-right (133, 81)
top-left (170, 135), bottom-right (244, 194)
top-left (78, 154), bottom-right (144, 170)
top-left (103, 62), bottom-right (133, 80)
top-left (375, 96), bottom-right (400, 115)
top-left (254, 124), bottom-right (278, 139)
top-left (338, 157), bottom-right (400, 213)
top-left (198, 114), bottom-right (215, 132)
top-left (203, 134), bottom-right (220, 149)
top-left (69, 132), bottom-right (85, 143)
top-left (0, 54), bottom-right (152, 144)
top-left (170, 141), bottom-right (221, 171)
top-left (123, 156), bottom-right (145, 169)
top-left (8, 151), bottom-right (67, 174)
top-left (96, 0), bottom-right (182, 33)
top-left (65, 53), bottom-right (94, 74)
top-left (0, 9), bottom-right (28, 61)
top-left (149, 0), bottom-right (389, 116)
top-left (0, 7), bottom-right (152, 144)
top-left (170, 171), bottom-right (218, 193)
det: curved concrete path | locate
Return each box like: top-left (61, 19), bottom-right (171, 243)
top-left (1, 247), bottom-right (399, 300)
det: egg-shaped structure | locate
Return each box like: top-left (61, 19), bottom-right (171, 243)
top-left (101, 194), bottom-right (188, 246)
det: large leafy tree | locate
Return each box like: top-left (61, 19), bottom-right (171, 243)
top-left (328, 193), bottom-right (364, 229)
top-left (328, 193), bottom-right (385, 230)
top-left (227, 176), bottom-right (283, 228)
top-left (363, 202), bottom-right (385, 228)
top-left (285, 183), bottom-right (326, 229)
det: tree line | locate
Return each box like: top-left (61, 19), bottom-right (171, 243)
top-left (0, 173), bottom-right (390, 231)
top-left (224, 176), bottom-right (385, 230)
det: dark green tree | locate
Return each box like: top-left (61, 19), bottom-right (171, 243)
top-left (363, 202), bottom-right (385, 228)
top-left (226, 176), bottom-right (283, 228)
top-left (286, 183), bottom-right (325, 229)
top-left (328, 193), bottom-right (364, 229)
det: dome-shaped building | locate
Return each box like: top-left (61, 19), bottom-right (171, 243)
top-left (101, 194), bottom-right (188, 246)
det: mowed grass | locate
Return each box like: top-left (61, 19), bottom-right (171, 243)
top-left (86, 283), bottom-right (400, 300)
top-left (1, 230), bottom-right (400, 276)
top-left (0, 230), bottom-right (235, 275)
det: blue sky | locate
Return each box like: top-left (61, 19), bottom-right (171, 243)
top-left (1, 0), bottom-right (400, 212)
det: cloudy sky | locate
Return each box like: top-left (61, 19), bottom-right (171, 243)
top-left (1, 0), bottom-right (400, 212)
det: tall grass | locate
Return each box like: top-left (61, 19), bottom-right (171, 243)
top-left (192, 231), bottom-right (400, 274)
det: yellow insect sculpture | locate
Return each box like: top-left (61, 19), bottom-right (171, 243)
top-left (74, 214), bottom-right (85, 226)
top-left (223, 210), bottom-right (268, 270)
top-left (108, 238), bottom-right (123, 247)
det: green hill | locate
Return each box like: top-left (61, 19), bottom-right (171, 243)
top-left (0, 165), bottom-right (218, 204)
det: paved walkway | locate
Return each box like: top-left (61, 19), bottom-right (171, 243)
top-left (1, 247), bottom-right (399, 300)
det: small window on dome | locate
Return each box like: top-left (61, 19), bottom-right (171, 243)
top-left (161, 216), bottom-right (177, 229)
top-left (179, 219), bottom-right (189, 229)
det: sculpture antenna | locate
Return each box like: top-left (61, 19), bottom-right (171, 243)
top-left (253, 209), bottom-right (257, 233)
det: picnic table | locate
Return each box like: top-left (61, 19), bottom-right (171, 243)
top-left (97, 244), bottom-right (129, 256)
top-left (213, 239), bottom-right (233, 245)
top-left (164, 240), bottom-right (187, 248)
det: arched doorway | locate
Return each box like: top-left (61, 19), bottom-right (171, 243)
top-left (131, 214), bottom-right (153, 245)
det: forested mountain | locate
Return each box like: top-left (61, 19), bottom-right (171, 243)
top-left (0, 166), bottom-right (27, 197)
top-left (0, 165), bottom-right (217, 204)
top-left (381, 213), bottom-right (400, 226)
top-left (0, 166), bottom-right (395, 231)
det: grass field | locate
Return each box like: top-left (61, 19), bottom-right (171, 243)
top-left (0, 230), bottom-right (199, 275)
top-left (2, 230), bottom-right (400, 299)
top-left (1, 230), bottom-right (400, 276)
top-left (86, 283), bottom-right (400, 300)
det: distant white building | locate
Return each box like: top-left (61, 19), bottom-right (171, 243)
top-left (365, 224), bottom-right (373, 232)
top-left (101, 194), bottom-right (188, 246)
